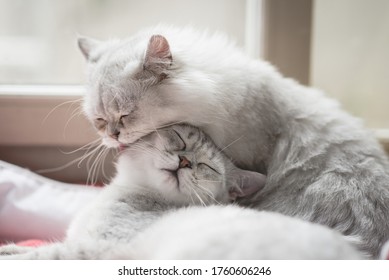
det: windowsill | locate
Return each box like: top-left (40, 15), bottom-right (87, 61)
top-left (0, 85), bottom-right (388, 153)
top-left (0, 84), bottom-right (85, 97)
top-left (0, 86), bottom-right (96, 146)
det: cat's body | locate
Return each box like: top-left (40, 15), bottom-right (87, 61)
top-left (0, 206), bottom-right (362, 260)
top-left (78, 26), bottom-right (389, 258)
top-left (128, 205), bottom-right (361, 260)
top-left (0, 125), bottom-right (361, 260)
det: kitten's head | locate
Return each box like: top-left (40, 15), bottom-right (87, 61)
top-left (78, 31), bottom-right (211, 148)
top-left (114, 124), bottom-right (266, 206)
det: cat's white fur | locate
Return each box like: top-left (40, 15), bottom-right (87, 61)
top-left (0, 125), bottom-right (360, 259)
top-left (78, 26), bottom-right (389, 258)
top-left (380, 240), bottom-right (389, 260)
top-left (126, 206), bottom-right (362, 260)
top-left (0, 207), bottom-right (362, 260)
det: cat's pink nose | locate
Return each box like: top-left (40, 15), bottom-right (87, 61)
top-left (179, 156), bottom-right (192, 169)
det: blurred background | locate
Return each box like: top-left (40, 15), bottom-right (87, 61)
top-left (0, 0), bottom-right (388, 183)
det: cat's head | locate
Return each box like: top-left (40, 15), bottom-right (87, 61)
top-left (78, 30), bottom-right (212, 148)
top-left (114, 124), bottom-right (266, 206)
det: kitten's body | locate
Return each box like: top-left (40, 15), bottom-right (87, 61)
top-left (79, 26), bottom-right (389, 258)
top-left (0, 125), bottom-right (264, 259)
top-left (0, 125), bottom-right (360, 260)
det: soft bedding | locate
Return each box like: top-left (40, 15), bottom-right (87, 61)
top-left (0, 160), bottom-right (100, 244)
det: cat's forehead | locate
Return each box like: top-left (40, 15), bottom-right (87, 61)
top-left (85, 74), bottom-right (150, 118)
top-left (88, 38), bottom-right (145, 80)
top-left (87, 74), bottom-right (160, 118)
top-left (165, 125), bottom-right (224, 160)
top-left (170, 125), bottom-right (199, 139)
top-left (85, 86), bottom-right (132, 117)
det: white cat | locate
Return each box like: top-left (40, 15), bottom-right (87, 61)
top-left (0, 125), bottom-right (360, 259)
top-left (78, 26), bottom-right (389, 258)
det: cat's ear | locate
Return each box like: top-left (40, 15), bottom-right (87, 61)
top-left (228, 169), bottom-right (266, 201)
top-left (143, 35), bottom-right (173, 74)
top-left (77, 36), bottom-right (101, 60)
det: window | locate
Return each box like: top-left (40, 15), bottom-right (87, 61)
top-left (0, 0), bottom-right (249, 183)
top-left (0, 0), bottom-right (246, 85)
top-left (311, 0), bottom-right (389, 129)
top-left (0, 0), bottom-right (388, 183)
top-left (260, 0), bottom-right (389, 130)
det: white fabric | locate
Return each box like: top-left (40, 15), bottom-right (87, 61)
top-left (0, 160), bottom-right (100, 242)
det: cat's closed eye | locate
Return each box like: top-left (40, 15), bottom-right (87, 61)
top-left (198, 162), bottom-right (220, 174)
top-left (95, 118), bottom-right (107, 130)
top-left (119, 115), bottom-right (129, 123)
top-left (171, 130), bottom-right (186, 151)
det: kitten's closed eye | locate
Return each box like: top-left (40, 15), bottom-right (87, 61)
top-left (171, 130), bottom-right (186, 151)
top-left (198, 163), bottom-right (220, 174)
top-left (120, 115), bottom-right (129, 123)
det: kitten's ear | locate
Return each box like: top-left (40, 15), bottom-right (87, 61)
top-left (77, 36), bottom-right (101, 60)
top-left (143, 35), bottom-right (173, 74)
top-left (228, 169), bottom-right (266, 201)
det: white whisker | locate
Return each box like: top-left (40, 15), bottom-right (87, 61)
top-left (63, 107), bottom-right (84, 138)
top-left (59, 138), bottom-right (101, 155)
top-left (190, 186), bottom-right (206, 207)
top-left (196, 183), bottom-right (221, 205)
top-left (41, 98), bottom-right (83, 125)
top-left (218, 135), bottom-right (244, 154)
top-left (36, 140), bottom-right (106, 185)
top-left (197, 179), bottom-right (222, 183)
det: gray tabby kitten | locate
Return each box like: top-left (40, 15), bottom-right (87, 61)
top-left (0, 125), bottom-right (264, 259)
top-left (0, 125), bottom-right (361, 260)
top-left (78, 26), bottom-right (389, 258)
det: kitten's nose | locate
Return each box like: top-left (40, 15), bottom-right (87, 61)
top-left (178, 155), bottom-right (192, 169)
top-left (110, 131), bottom-right (120, 140)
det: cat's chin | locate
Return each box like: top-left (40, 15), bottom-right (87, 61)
top-left (161, 169), bottom-right (179, 189)
top-left (101, 138), bottom-right (131, 150)
top-left (101, 137), bottom-right (121, 148)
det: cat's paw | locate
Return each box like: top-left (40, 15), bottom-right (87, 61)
top-left (0, 244), bottom-right (33, 255)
